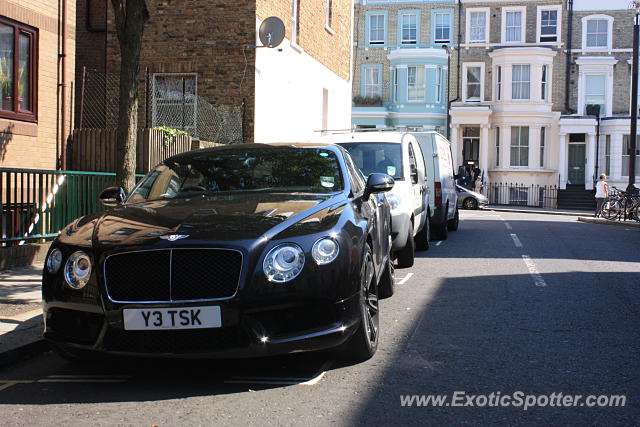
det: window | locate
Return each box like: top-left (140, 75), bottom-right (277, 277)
top-left (585, 74), bottom-right (605, 115)
top-left (496, 66), bottom-right (502, 101)
top-left (622, 135), bottom-right (640, 177)
top-left (605, 135), bottom-right (611, 176)
top-left (408, 143), bottom-right (419, 184)
top-left (325, 0), bottom-right (333, 29)
top-left (586, 19), bottom-right (608, 49)
top-left (152, 74), bottom-right (197, 134)
top-left (495, 127), bottom-right (500, 167)
top-left (368, 13), bottom-right (385, 45)
top-left (407, 66), bottom-right (425, 101)
top-left (363, 66), bottom-right (381, 97)
top-left (540, 127), bottom-right (546, 168)
top-left (469, 11), bottom-right (487, 43)
top-left (434, 12), bottom-right (450, 43)
top-left (539, 9), bottom-right (558, 42)
top-left (509, 188), bottom-right (528, 205)
top-left (512, 65), bottom-right (530, 100)
top-left (465, 65), bottom-right (482, 101)
top-left (435, 67), bottom-right (442, 103)
top-left (401, 13), bottom-right (417, 44)
top-left (541, 65), bottom-right (548, 101)
top-left (392, 68), bottom-right (398, 102)
top-left (510, 126), bottom-right (529, 167)
top-left (292, 0), bottom-right (300, 45)
top-left (505, 10), bottom-right (523, 43)
top-left (441, 68), bottom-right (447, 104)
top-left (0, 18), bottom-right (37, 121)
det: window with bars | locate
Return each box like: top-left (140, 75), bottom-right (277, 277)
top-left (510, 126), bottom-right (529, 167)
top-left (151, 74), bottom-right (197, 134)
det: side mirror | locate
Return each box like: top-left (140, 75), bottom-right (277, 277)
top-left (363, 173), bottom-right (394, 200)
top-left (99, 186), bottom-right (126, 207)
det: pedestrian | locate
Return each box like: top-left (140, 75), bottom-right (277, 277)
top-left (594, 173), bottom-right (608, 217)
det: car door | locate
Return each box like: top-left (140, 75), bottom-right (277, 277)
top-left (407, 141), bottom-right (425, 235)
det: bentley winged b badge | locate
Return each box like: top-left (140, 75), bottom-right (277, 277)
top-left (159, 234), bottom-right (189, 241)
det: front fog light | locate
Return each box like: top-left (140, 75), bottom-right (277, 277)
top-left (312, 238), bottom-right (339, 265)
top-left (387, 193), bottom-right (401, 210)
top-left (46, 248), bottom-right (63, 273)
top-left (63, 251), bottom-right (92, 289)
top-left (263, 244), bottom-right (305, 283)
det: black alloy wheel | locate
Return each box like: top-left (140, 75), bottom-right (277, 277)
top-left (378, 253), bottom-right (395, 299)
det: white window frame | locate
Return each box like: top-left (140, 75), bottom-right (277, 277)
top-left (400, 12), bottom-right (418, 45)
top-left (392, 67), bottom-right (398, 102)
top-left (576, 57), bottom-right (616, 116)
top-left (540, 127), bottom-right (546, 168)
top-left (502, 6), bottom-right (526, 44)
top-left (325, 0), bottom-right (335, 34)
top-left (466, 8), bottom-right (490, 45)
top-left (510, 126), bottom-right (530, 168)
top-left (368, 13), bottom-right (385, 45)
top-left (581, 14), bottom-right (613, 52)
top-left (363, 66), bottom-right (381, 98)
top-left (462, 62), bottom-right (485, 102)
top-left (495, 126), bottom-right (501, 167)
top-left (434, 11), bottom-right (451, 44)
top-left (291, 0), bottom-right (301, 47)
top-left (511, 64), bottom-right (531, 101)
top-left (495, 65), bottom-right (502, 101)
top-left (537, 5), bottom-right (561, 44)
top-left (435, 66), bottom-right (442, 103)
top-left (541, 65), bottom-right (548, 101)
top-left (407, 66), bottom-right (425, 102)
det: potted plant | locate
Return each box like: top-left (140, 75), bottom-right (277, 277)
top-left (353, 95), bottom-right (382, 106)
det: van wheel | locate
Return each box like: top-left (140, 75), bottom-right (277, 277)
top-left (414, 219), bottom-right (430, 251)
top-left (396, 231), bottom-right (414, 268)
top-left (447, 208), bottom-right (459, 231)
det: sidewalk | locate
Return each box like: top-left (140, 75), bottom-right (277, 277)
top-left (488, 205), bottom-right (594, 217)
top-left (0, 265), bottom-right (49, 368)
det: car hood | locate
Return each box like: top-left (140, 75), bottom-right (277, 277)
top-left (58, 192), bottom-right (346, 248)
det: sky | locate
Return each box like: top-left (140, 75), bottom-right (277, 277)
top-left (574, 0), bottom-right (632, 11)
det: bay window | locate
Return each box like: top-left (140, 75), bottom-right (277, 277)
top-left (407, 66), bottom-right (425, 101)
top-left (512, 65), bottom-right (530, 100)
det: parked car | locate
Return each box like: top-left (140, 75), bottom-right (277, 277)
top-left (329, 132), bottom-right (430, 268)
top-left (456, 185), bottom-right (488, 209)
top-left (412, 132), bottom-right (459, 240)
top-left (42, 144), bottom-right (395, 362)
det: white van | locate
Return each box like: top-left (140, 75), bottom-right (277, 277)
top-left (325, 132), bottom-right (430, 268)
top-left (412, 132), bottom-right (459, 240)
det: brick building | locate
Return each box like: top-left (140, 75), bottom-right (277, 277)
top-left (0, 0), bottom-right (76, 169)
top-left (351, 0), bottom-right (459, 132)
top-left (77, 0), bottom-right (354, 144)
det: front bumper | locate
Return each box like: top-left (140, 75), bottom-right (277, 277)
top-left (43, 294), bottom-right (361, 359)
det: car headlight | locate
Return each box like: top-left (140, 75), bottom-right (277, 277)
top-left (312, 237), bottom-right (339, 265)
top-left (263, 244), bottom-right (305, 283)
top-left (387, 193), bottom-right (401, 210)
top-left (46, 248), bottom-right (63, 273)
top-left (63, 251), bottom-right (92, 290)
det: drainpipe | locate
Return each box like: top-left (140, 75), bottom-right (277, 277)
top-left (60, 0), bottom-right (67, 170)
top-left (456, 0), bottom-right (461, 105)
top-left (564, 0), bottom-right (573, 114)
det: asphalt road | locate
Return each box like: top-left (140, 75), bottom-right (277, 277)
top-left (0, 210), bottom-right (639, 426)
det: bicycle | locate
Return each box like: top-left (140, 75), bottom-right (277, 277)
top-left (598, 186), bottom-right (640, 221)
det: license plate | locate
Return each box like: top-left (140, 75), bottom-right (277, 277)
top-left (123, 306), bottom-right (221, 330)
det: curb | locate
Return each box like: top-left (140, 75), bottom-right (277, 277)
top-left (577, 217), bottom-right (640, 228)
top-left (0, 339), bottom-right (50, 370)
top-left (488, 207), bottom-right (592, 217)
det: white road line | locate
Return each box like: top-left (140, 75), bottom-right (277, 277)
top-left (510, 233), bottom-right (523, 248)
top-left (37, 379), bottom-right (127, 383)
top-left (45, 375), bottom-right (131, 379)
top-left (521, 255), bottom-right (547, 287)
top-left (435, 241), bottom-right (442, 247)
top-left (398, 273), bottom-right (414, 285)
top-left (504, 222), bottom-right (513, 230)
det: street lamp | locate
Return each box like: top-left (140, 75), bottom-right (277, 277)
top-left (628, 1), bottom-right (640, 193)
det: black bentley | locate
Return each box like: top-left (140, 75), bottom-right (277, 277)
top-left (42, 144), bottom-right (394, 361)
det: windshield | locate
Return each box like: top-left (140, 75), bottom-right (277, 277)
top-left (128, 147), bottom-right (344, 203)
top-left (338, 143), bottom-right (403, 180)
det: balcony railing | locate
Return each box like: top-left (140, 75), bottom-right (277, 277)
top-left (487, 182), bottom-right (558, 209)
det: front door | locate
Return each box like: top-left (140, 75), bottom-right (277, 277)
top-left (568, 144), bottom-right (586, 184)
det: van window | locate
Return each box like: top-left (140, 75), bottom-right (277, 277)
top-left (408, 143), bottom-right (419, 185)
top-left (339, 143), bottom-right (404, 180)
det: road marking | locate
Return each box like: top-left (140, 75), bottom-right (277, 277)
top-left (0, 380), bottom-right (33, 392)
top-left (522, 255), bottom-right (547, 287)
top-left (510, 233), bottom-right (523, 248)
top-left (398, 273), bottom-right (414, 285)
top-left (225, 360), bottom-right (332, 387)
top-left (504, 222), bottom-right (513, 230)
top-left (435, 241), bottom-right (442, 247)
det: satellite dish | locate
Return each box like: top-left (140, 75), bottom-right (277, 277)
top-left (259, 17), bottom-right (285, 48)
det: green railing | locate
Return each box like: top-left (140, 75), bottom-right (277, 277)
top-left (0, 168), bottom-right (142, 245)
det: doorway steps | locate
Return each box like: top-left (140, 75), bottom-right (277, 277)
top-left (557, 184), bottom-right (596, 210)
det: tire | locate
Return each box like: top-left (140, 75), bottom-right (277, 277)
top-left (339, 245), bottom-right (379, 361)
top-left (414, 217), bottom-right (430, 251)
top-left (378, 255), bottom-right (395, 299)
top-left (463, 198), bottom-right (478, 210)
top-left (600, 199), bottom-right (621, 220)
top-left (395, 229), bottom-right (415, 268)
top-left (447, 207), bottom-right (459, 231)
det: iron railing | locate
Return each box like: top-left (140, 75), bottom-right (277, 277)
top-left (487, 183), bottom-right (558, 209)
top-left (0, 168), bottom-right (142, 246)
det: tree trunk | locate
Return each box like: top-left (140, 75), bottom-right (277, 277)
top-left (111, 0), bottom-right (149, 193)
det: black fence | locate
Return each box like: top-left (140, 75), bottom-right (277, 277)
top-left (487, 183), bottom-right (558, 209)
